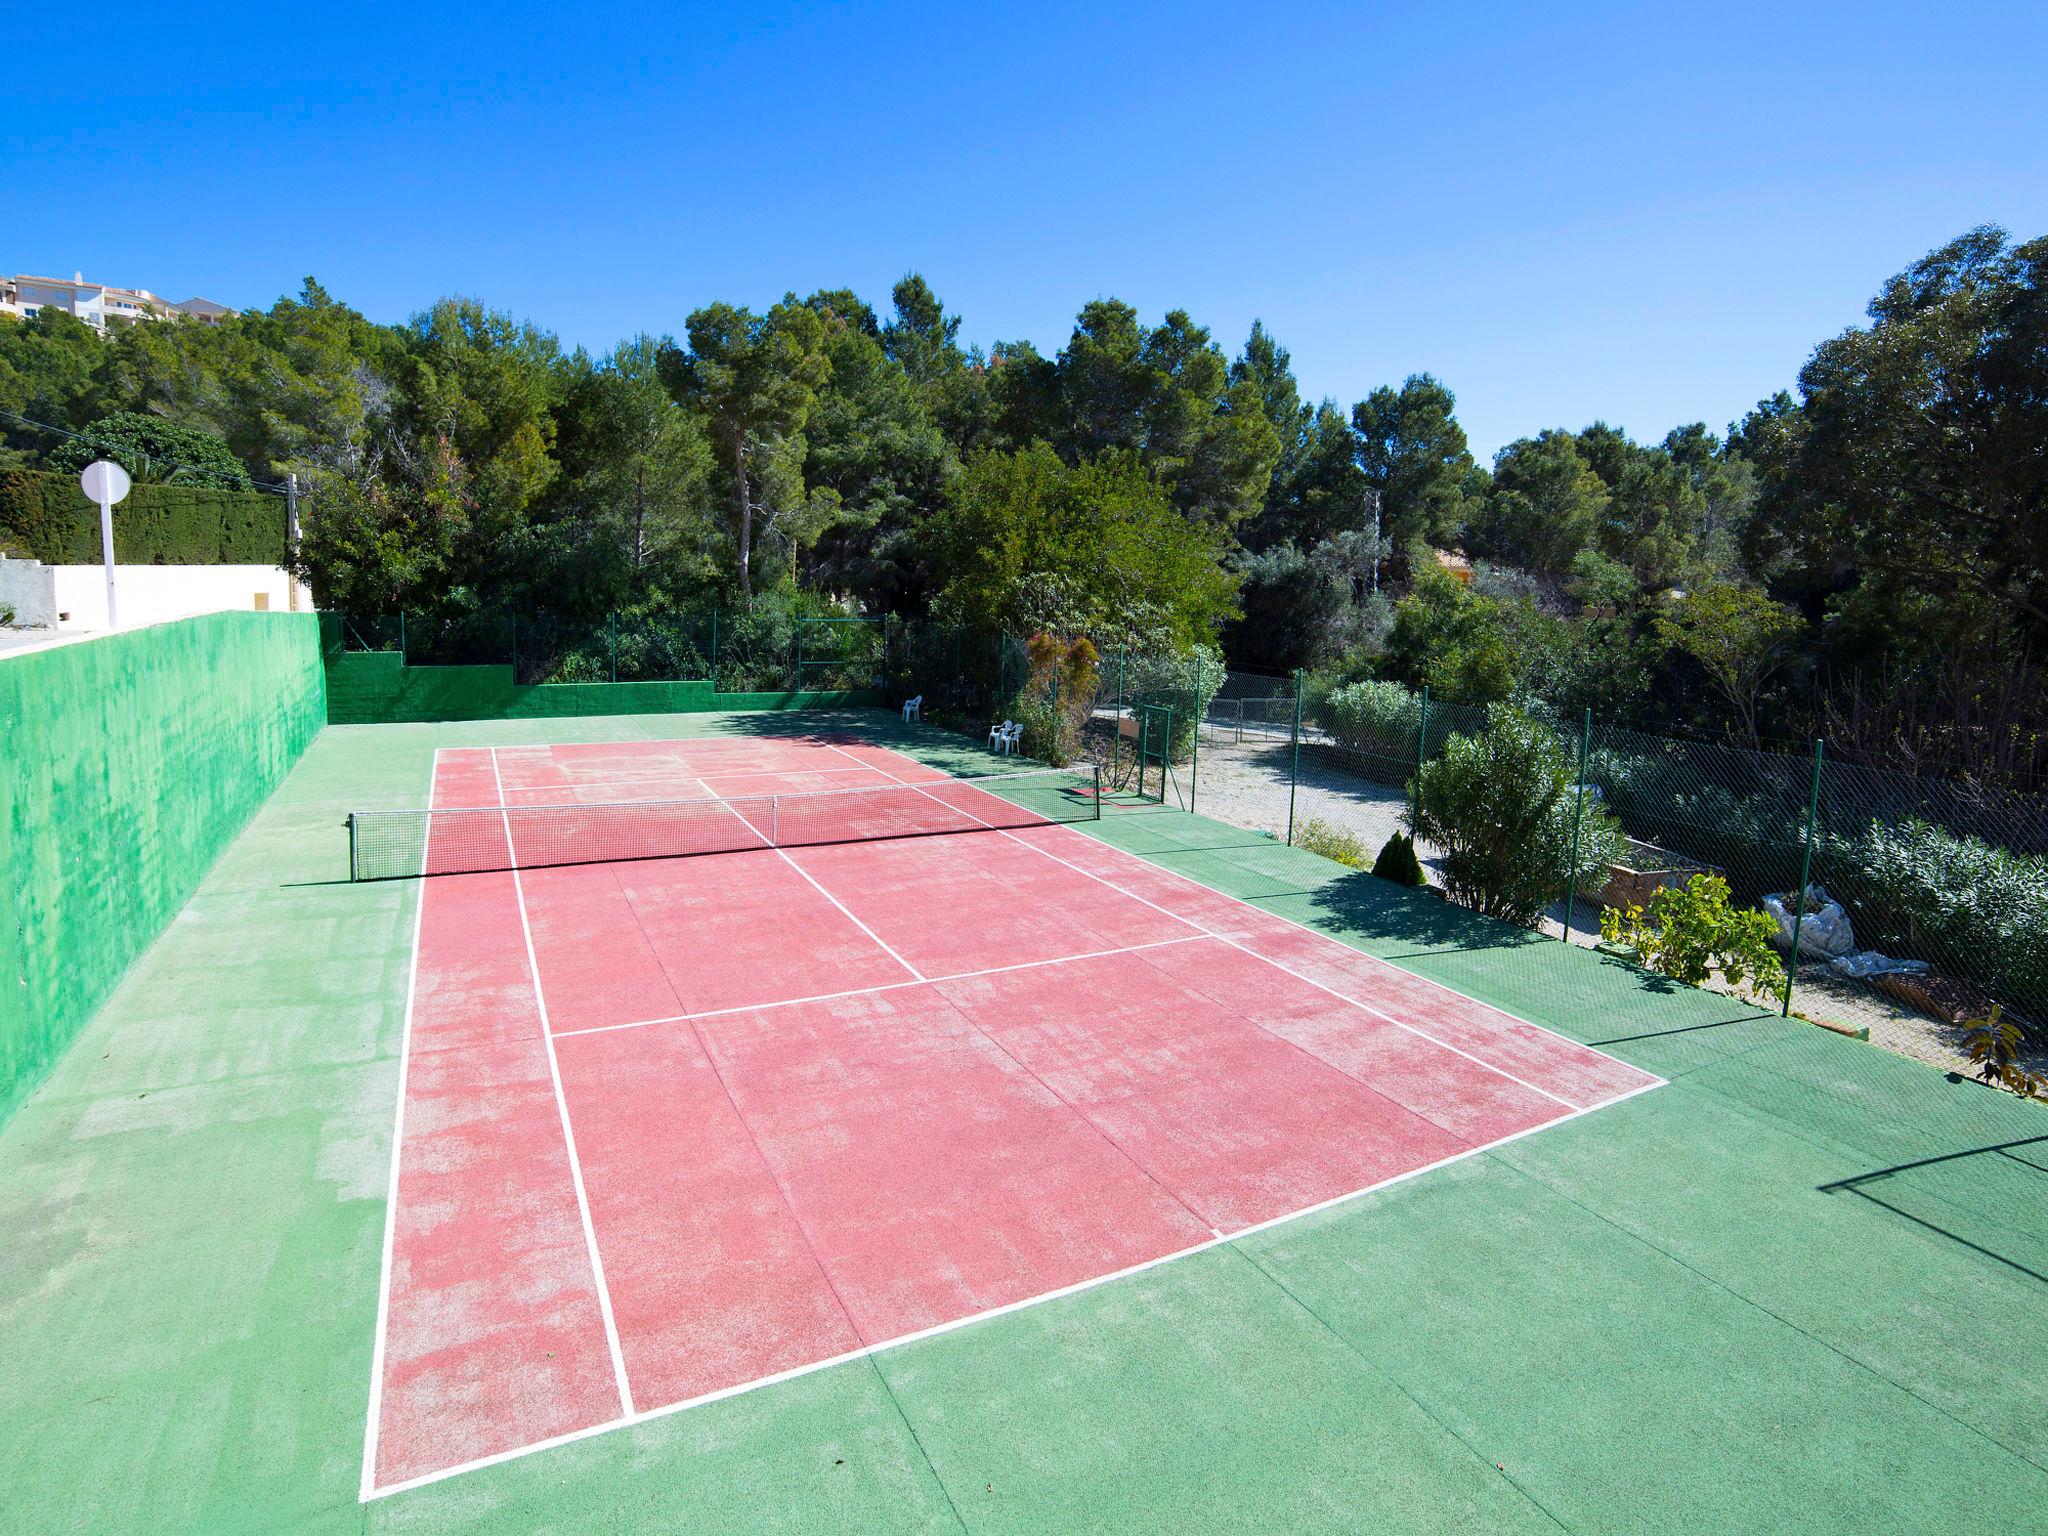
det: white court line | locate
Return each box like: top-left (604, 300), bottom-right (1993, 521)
top-left (363, 1069), bottom-right (1667, 1500)
top-left (832, 743), bottom-right (1602, 1112)
top-left (551, 933), bottom-right (1211, 1039)
top-left (489, 748), bottom-right (636, 1420)
top-left (357, 747), bottom-right (440, 1501)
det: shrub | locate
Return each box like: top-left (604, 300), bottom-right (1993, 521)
top-left (1124, 643), bottom-right (1224, 762)
top-left (1316, 679), bottom-right (1422, 757)
top-left (1414, 705), bottom-right (1625, 927)
top-left (1599, 873), bottom-right (1788, 1003)
top-left (1817, 818), bottom-right (2048, 1027)
top-left (1959, 1006), bottom-right (2045, 1097)
top-left (1371, 832), bottom-right (1427, 886)
top-left (1294, 818), bottom-right (1369, 869)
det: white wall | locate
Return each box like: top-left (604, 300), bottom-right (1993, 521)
top-left (51, 565), bottom-right (309, 632)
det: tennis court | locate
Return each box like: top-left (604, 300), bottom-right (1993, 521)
top-left (362, 734), bottom-right (1661, 1494)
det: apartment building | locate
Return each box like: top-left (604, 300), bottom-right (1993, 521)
top-left (0, 271), bottom-right (235, 328)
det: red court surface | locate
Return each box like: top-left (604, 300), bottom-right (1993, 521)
top-left (361, 735), bottom-right (1663, 1497)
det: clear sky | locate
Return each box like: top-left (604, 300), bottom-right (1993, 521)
top-left (8, 0), bottom-right (2045, 458)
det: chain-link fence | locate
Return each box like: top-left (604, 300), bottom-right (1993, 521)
top-left (1190, 672), bottom-right (2048, 1087)
top-left (328, 609), bottom-right (884, 692)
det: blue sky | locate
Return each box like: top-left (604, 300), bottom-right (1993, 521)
top-left (8, 0), bottom-right (2045, 458)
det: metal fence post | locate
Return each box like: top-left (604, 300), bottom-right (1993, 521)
top-left (1412, 685), bottom-right (1429, 830)
top-left (1783, 738), bottom-right (1825, 1017)
top-left (509, 615), bottom-right (517, 677)
top-left (1287, 668), bottom-right (1304, 844)
top-left (1188, 695), bottom-right (1200, 816)
top-left (710, 609), bottom-right (719, 686)
top-left (398, 611), bottom-right (406, 664)
top-left (609, 612), bottom-right (618, 683)
top-left (1112, 646), bottom-right (1126, 785)
top-left (1561, 707), bottom-right (1592, 943)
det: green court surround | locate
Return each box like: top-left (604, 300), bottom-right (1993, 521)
top-left (1, 707), bottom-right (2044, 1534)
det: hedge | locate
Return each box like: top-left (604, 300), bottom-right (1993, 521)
top-left (0, 467), bottom-right (286, 565)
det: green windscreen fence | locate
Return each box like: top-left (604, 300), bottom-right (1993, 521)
top-left (0, 612), bottom-right (325, 1124)
top-left (348, 764), bottom-right (1102, 881)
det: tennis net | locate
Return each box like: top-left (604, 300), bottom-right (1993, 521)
top-left (346, 764), bottom-right (1103, 881)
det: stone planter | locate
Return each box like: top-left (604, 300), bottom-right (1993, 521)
top-left (1597, 839), bottom-right (1718, 912)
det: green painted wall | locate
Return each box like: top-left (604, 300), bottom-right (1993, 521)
top-left (323, 643), bottom-right (885, 724)
top-left (0, 612), bottom-right (325, 1124)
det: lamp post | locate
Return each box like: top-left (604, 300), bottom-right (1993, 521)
top-left (80, 459), bottom-right (132, 628)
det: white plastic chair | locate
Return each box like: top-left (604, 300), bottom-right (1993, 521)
top-left (902, 694), bottom-right (923, 723)
top-left (989, 720), bottom-right (1019, 754)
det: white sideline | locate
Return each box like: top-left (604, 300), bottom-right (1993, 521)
top-left (357, 747), bottom-right (439, 1501)
top-left (490, 748), bottom-right (636, 1419)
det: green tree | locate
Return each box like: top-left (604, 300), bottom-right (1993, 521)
top-left (1654, 581), bottom-right (1802, 746)
top-left (49, 411), bottom-right (250, 487)
top-left (1351, 374), bottom-right (1481, 560)
top-left (1382, 560), bottom-right (1516, 702)
top-left (1475, 430), bottom-right (1606, 572)
top-left (661, 297), bottom-right (831, 599)
top-left (927, 442), bottom-right (1238, 647)
top-left (801, 288), bottom-right (955, 610)
top-left (540, 336), bottom-right (715, 609)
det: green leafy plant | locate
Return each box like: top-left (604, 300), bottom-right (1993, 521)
top-left (1294, 818), bottom-right (1369, 870)
top-left (1818, 818), bottom-right (2048, 1032)
top-left (1413, 705), bottom-right (1624, 927)
top-left (1958, 1005), bottom-right (2044, 1098)
top-left (1599, 873), bottom-right (1788, 1002)
top-left (1371, 832), bottom-right (1427, 887)
top-left (1315, 678), bottom-right (1422, 756)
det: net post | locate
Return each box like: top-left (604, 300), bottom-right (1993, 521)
top-left (1412, 684), bottom-right (1429, 830)
top-left (771, 793), bottom-right (779, 847)
top-left (1091, 763), bottom-right (1102, 820)
top-left (1561, 707), bottom-right (1591, 943)
top-left (346, 813), bottom-right (357, 884)
top-left (1783, 738), bottom-right (1824, 1017)
top-left (1287, 668), bottom-right (1303, 844)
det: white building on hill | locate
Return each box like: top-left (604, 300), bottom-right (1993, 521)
top-left (1, 272), bottom-right (235, 329)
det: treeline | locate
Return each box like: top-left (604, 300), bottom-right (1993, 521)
top-left (1, 226), bottom-right (2041, 784)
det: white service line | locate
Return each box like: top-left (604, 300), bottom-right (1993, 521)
top-left (550, 933), bottom-right (1211, 1039)
top-left (357, 746), bottom-right (439, 1501)
top-left (363, 1069), bottom-right (1667, 1501)
top-left (826, 744), bottom-right (1596, 1111)
top-left (488, 747), bottom-right (636, 1420)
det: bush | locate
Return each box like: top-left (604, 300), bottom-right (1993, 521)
top-left (1294, 818), bottom-right (1369, 869)
top-left (1817, 818), bottom-right (2048, 1026)
top-left (1599, 873), bottom-right (1787, 1003)
top-left (0, 467), bottom-right (285, 565)
top-left (1124, 643), bottom-right (1225, 762)
top-left (1414, 705), bottom-right (1626, 927)
top-left (1371, 832), bottom-right (1427, 886)
top-left (1315, 678), bottom-right (1422, 757)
